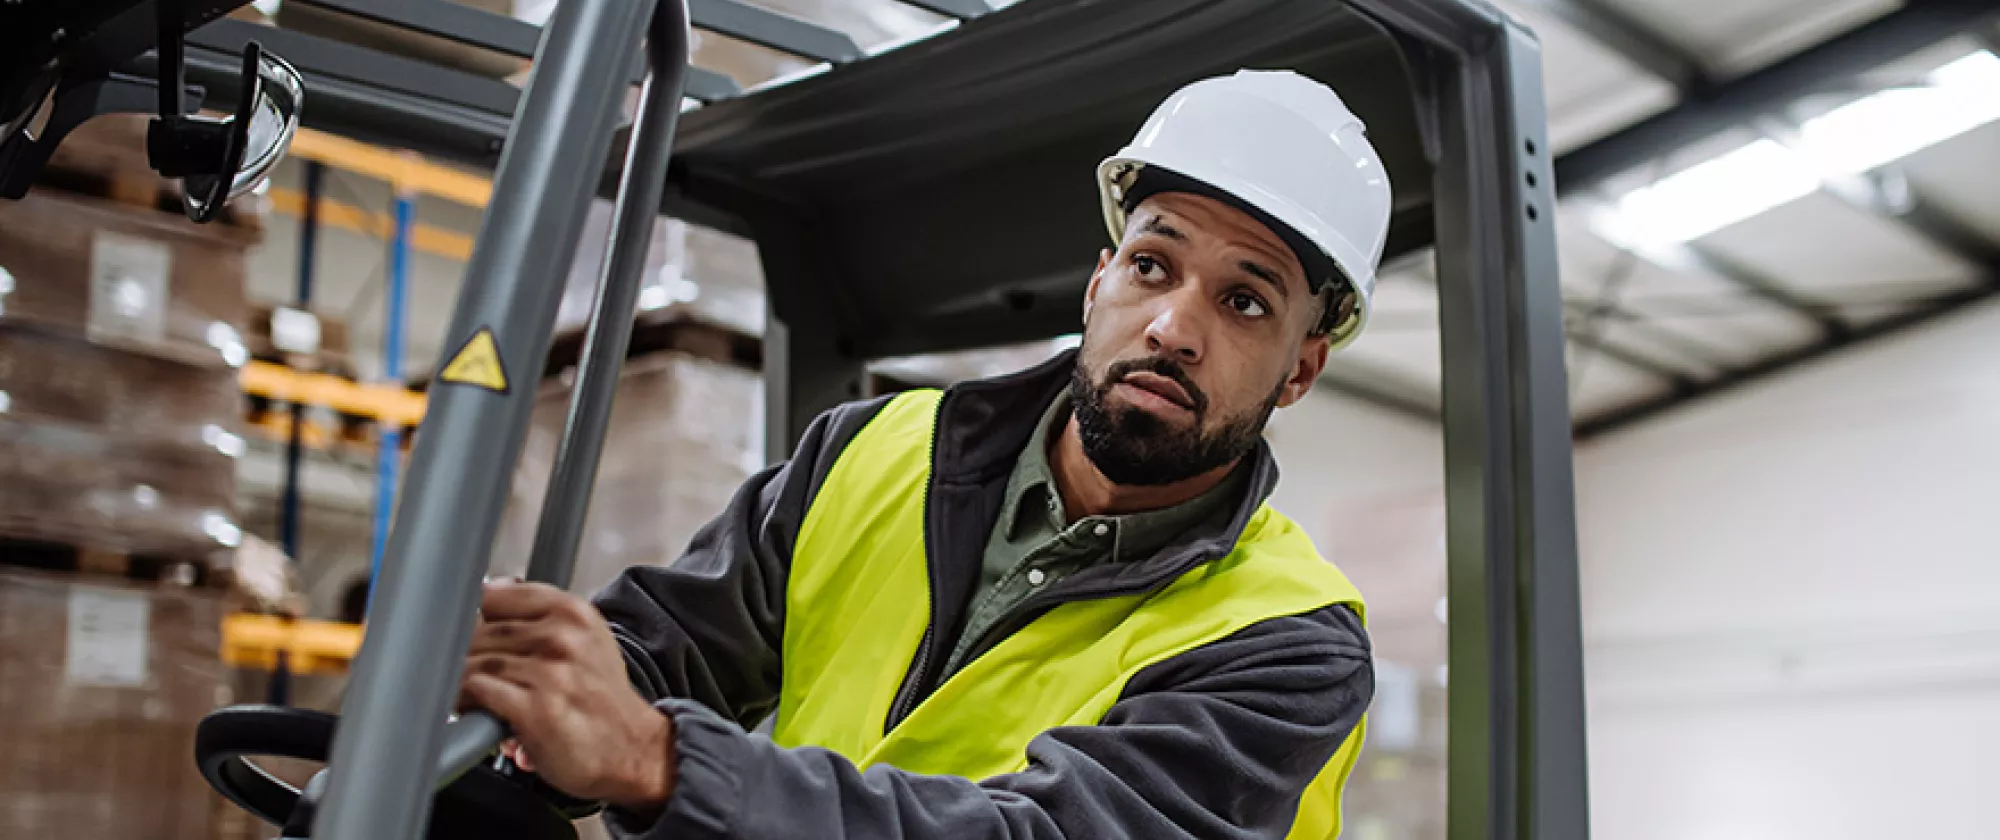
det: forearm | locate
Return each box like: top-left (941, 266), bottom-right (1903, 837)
top-left (607, 607), bottom-right (1373, 840)
top-left (614, 700), bottom-right (1067, 840)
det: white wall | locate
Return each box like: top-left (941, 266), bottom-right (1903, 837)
top-left (1264, 387), bottom-right (1448, 671)
top-left (1265, 387), bottom-right (1452, 840)
top-left (1576, 297), bottom-right (2000, 840)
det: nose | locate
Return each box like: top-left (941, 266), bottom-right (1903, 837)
top-left (1143, 285), bottom-right (1207, 364)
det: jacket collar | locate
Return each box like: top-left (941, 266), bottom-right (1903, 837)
top-left (932, 348), bottom-right (1283, 568)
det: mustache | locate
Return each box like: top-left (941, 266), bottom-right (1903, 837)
top-left (1102, 356), bottom-right (1208, 416)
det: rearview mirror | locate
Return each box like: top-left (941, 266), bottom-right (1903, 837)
top-left (148, 40), bottom-right (302, 223)
top-left (177, 42), bottom-right (302, 223)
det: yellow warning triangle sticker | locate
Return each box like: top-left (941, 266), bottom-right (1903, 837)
top-left (439, 327), bottom-right (509, 393)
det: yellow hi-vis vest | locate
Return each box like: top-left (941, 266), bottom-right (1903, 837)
top-left (773, 389), bottom-right (1369, 839)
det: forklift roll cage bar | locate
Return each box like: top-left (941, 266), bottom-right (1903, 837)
top-left (11, 0), bottom-right (1589, 837)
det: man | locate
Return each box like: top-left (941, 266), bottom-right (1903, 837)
top-left (460, 68), bottom-right (1395, 839)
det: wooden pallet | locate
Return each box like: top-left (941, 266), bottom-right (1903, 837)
top-left (0, 536), bottom-right (225, 589)
top-left (538, 310), bottom-right (764, 383)
top-left (37, 113), bottom-right (267, 234)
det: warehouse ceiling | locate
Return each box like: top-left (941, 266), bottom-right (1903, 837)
top-left (242, 0), bottom-right (2000, 437)
top-left (1336, 0), bottom-right (2000, 434)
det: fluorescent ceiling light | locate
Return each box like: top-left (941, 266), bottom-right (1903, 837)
top-left (1595, 50), bottom-right (2000, 252)
top-left (1796, 50), bottom-right (2000, 176)
top-left (1596, 138), bottom-right (1820, 251)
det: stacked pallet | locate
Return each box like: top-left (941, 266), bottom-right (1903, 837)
top-left (0, 185), bottom-right (255, 571)
top-left (0, 143), bottom-right (261, 838)
top-left (491, 347), bottom-right (764, 600)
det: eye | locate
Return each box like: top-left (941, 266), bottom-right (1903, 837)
top-left (1225, 290), bottom-right (1270, 319)
top-left (1131, 254), bottom-right (1168, 282)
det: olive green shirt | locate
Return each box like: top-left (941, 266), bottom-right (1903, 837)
top-left (941, 391), bottom-right (1251, 676)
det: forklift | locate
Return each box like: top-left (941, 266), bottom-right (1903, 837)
top-left (0, 1), bottom-right (1587, 838)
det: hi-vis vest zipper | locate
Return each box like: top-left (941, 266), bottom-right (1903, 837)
top-left (773, 389), bottom-right (1370, 839)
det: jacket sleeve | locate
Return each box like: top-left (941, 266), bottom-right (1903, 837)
top-left (605, 604), bottom-right (1374, 840)
top-left (589, 394), bottom-right (893, 728)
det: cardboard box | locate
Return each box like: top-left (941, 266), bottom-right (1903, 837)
top-left (245, 303), bottom-right (355, 377)
top-left (0, 325), bottom-right (242, 446)
top-left (0, 188), bottom-right (254, 367)
top-left (0, 569), bottom-right (229, 840)
top-left (0, 415), bottom-right (238, 562)
top-left (552, 208), bottom-right (769, 339)
top-left (492, 352), bottom-right (763, 597)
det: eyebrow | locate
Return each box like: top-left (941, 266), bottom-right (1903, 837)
top-left (1139, 213), bottom-right (1293, 299)
top-left (1237, 259), bottom-right (1290, 299)
top-left (1140, 216), bottom-right (1187, 242)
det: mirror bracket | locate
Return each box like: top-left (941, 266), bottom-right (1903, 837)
top-left (147, 112), bottom-right (234, 179)
top-left (0, 73), bottom-right (195, 201)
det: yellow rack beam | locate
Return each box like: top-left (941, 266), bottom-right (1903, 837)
top-left (288, 128), bottom-right (492, 207)
top-left (267, 187), bottom-right (476, 262)
top-left (240, 360), bottom-right (429, 427)
top-left (221, 613), bottom-right (364, 676)
top-left (244, 411), bottom-right (343, 450)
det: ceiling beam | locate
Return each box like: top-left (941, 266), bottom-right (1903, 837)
top-left (1519, 0), bottom-right (1706, 90)
top-left (1561, 297), bottom-right (1721, 381)
top-left (1555, 0), bottom-right (2000, 195)
top-left (1568, 328), bottom-right (1700, 388)
top-left (687, 0), bottom-right (863, 65)
top-left (1574, 283), bottom-right (1994, 438)
top-left (894, 0), bottom-right (992, 20)
top-left (1674, 243), bottom-right (1849, 338)
top-left (1572, 302), bottom-right (1740, 372)
top-left (1752, 117), bottom-right (2000, 277)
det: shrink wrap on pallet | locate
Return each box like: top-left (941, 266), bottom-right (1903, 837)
top-left (0, 415), bottom-right (239, 562)
top-left (491, 351), bottom-right (764, 599)
top-left (0, 326), bottom-right (242, 445)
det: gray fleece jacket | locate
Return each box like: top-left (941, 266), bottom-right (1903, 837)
top-left (588, 349), bottom-right (1374, 839)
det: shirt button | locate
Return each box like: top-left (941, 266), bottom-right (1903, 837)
top-left (1027, 568), bottom-right (1047, 586)
top-left (1093, 523), bottom-right (1110, 537)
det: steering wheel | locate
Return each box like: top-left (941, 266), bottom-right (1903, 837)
top-left (195, 705), bottom-right (597, 840)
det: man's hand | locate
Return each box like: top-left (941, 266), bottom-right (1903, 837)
top-left (458, 579), bottom-right (676, 813)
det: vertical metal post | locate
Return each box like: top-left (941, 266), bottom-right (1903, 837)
top-left (309, 0), bottom-right (659, 834)
top-left (271, 159), bottom-right (324, 708)
top-left (368, 187), bottom-right (415, 609)
top-left (280, 161), bottom-right (323, 560)
top-left (432, 8), bottom-right (695, 785)
top-left (760, 314), bottom-right (863, 464)
top-left (1430, 17), bottom-right (1589, 840)
top-left (525, 21), bottom-right (690, 589)
top-left (753, 219), bottom-right (866, 464)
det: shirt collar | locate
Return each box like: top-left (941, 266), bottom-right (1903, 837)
top-left (999, 388), bottom-right (1252, 562)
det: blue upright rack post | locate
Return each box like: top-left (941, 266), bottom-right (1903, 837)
top-left (369, 187), bottom-right (415, 611)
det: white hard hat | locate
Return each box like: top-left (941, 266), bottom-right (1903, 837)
top-left (1097, 69), bottom-right (1393, 348)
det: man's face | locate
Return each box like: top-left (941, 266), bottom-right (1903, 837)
top-left (1070, 191), bottom-right (1332, 487)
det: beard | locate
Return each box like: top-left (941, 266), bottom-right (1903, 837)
top-left (1068, 352), bottom-right (1285, 487)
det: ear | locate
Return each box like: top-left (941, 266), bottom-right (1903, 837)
top-left (1276, 334), bottom-right (1331, 408)
top-left (1083, 248), bottom-right (1112, 326)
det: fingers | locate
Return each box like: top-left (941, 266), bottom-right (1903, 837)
top-left (501, 739), bottom-right (537, 773)
top-left (478, 579), bottom-right (574, 622)
top-left (467, 618), bottom-right (559, 658)
top-left (461, 662), bottom-right (537, 725)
